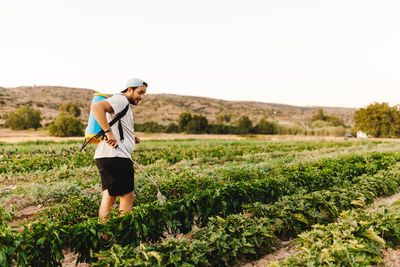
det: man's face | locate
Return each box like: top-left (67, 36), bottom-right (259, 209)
top-left (127, 86), bottom-right (147, 105)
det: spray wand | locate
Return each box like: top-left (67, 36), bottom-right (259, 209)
top-left (115, 142), bottom-right (167, 205)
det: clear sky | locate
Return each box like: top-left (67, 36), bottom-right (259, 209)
top-left (1, 0), bottom-right (399, 108)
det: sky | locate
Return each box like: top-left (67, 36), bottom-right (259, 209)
top-left (0, 0), bottom-right (399, 108)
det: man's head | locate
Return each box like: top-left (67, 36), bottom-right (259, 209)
top-left (121, 78), bottom-right (148, 105)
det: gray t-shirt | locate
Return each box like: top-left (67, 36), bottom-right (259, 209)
top-left (94, 93), bottom-right (135, 160)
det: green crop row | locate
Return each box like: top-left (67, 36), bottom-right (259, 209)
top-left (0, 152), bottom-right (95, 174)
top-left (17, 152), bottom-right (395, 238)
top-left (3, 154), bottom-right (400, 265)
top-left (23, 152), bottom-right (373, 225)
top-left (0, 207), bottom-right (11, 228)
top-left (96, 215), bottom-right (276, 267)
top-left (275, 201), bottom-right (400, 266)
top-left (90, 165), bottom-right (400, 266)
top-left (244, 167), bottom-right (400, 238)
top-left (0, 140), bottom-right (373, 174)
top-left (35, 152), bottom-right (398, 230)
top-left (135, 152), bottom-right (398, 205)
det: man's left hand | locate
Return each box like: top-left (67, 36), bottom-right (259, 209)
top-left (134, 136), bottom-right (141, 144)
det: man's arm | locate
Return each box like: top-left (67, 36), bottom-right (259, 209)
top-left (91, 100), bottom-right (118, 148)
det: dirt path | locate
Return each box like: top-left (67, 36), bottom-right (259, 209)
top-left (0, 129), bottom-right (246, 143)
top-left (6, 128), bottom-right (400, 143)
top-left (61, 251), bottom-right (90, 267)
top-left (372, 191), bottom-right (400, 267)
top-left (239, 240), bottom-right (297, 267)
top-left (368, 191), bottom-right (400, 212)
top-left (0, 128), bottom-right (82, 143)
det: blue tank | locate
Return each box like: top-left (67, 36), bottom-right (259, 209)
top-left (85, 93), bottom-right (108, 143)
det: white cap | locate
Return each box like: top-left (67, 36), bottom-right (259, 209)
top-left (125, 78), bottom-right (147, 90)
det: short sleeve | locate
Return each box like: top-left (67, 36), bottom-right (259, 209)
top-left (106, 94), bottom-right (129, 115)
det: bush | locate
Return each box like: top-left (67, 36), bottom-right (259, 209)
top-left (185, 115), bottom-right (208, 134)
top-left (237, 116), bottom-right (253, 134)
top-left (310, 120), bottom-right (332, 128)
top-left (49, 115), bottom-right (84, 137)
top-left (165, 123), bottom-right (180, 133)
top-left (59, 102), bottom-right (81, 117)
top-left (208, 124), bottom-right (237, 134)
top-left (5, 107), bottom-right (41, 130)
top-left (254, 118), bottom-right (277, 134)
top-left (134, 121), bottom-right (166, 133)
top-left (312, 108), bottom-right (345, 127)
top-left (178, 112), bottom-right (192, 132)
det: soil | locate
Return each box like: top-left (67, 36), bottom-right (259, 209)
top-left (0, 128), bottom-right (82, 143)
top-left (0, 129), bottom-right (247, 143)
top-left (382, 248), bottom-right (400, 267)
top-left (371, 191), bottom-right (400, 267)
top-left (239, 240), bottom-right (297, 267)
top-left (61, 250), bottom-right (90, 267)
top-left (8, 205), bottom-right (46, 232)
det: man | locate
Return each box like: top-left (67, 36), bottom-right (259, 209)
top-left (91, 78), bottom-right (147, 222)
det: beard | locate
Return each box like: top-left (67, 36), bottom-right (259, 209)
top-left (128, 98), bottom-right (138, 105)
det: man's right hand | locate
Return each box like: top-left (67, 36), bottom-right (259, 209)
top-left (105, 131), bottom-right (118, 148)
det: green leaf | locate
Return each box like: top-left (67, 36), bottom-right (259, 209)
top-left (361, 227), bottom-right (385, 246)
top-left (90, 228), bottom-right (96, 236)
top-left (293, 213), bottom-right (308, 224)
top-left (36, 237), bottom-right (46, 246)
top-left (0, 251), bottom-right (6, 266)
top-left (351, 199), bottom-right (365, 207)
top-left (148, 251), bottom-right (162, 264)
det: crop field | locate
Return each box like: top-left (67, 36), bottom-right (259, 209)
top-left (2, 138), bottom-right (400, 266)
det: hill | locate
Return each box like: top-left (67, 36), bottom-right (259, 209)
top-left (0, 86), bottom-right (356, 126)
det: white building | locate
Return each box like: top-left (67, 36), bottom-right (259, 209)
top-left (357, 131), bottom-right (368, 138)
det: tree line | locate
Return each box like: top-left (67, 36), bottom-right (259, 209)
top-left (4, 103), bottom-right (84, 137)
top-left (3, 102), bottom-right (400, 138)
top-left (135, 110), bottom-right (347, 136)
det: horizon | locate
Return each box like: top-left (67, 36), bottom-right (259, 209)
top-left (3, 84), bottom-right (360, 110)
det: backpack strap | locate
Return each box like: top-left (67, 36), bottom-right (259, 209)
top-left (80, 104), bottom-right (130, 151)
top-left (108, 104), bottom-right (130, 129)
top-left (111, 104), bottom-right (129, 141)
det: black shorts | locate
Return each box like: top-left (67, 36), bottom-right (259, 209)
top-left (95, 157), bottom-right (134, 197)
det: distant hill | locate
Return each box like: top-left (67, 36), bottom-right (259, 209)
top-left (0, 86), bottom-right (356, 126)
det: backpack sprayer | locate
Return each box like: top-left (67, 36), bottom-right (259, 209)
top-left (81, 93), bottom-right (167, 205)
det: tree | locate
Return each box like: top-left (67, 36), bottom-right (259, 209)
top-left (254, 118), bottom-right (277, 134)
top-left (59, 102), bottom-right (81, 117)
top-left (185, 115), bottom-right (208, 134)
top-left (208, 124), bottom-right (236, 134)
top-left (326, 116), bottom-right (345, 127)
top-left (165, 122), bottom-right (180, 133)
top-left (135, 121), bottom-right (165, 133)
top-left (312, 108), bottom-right (328, 122)
top-left (5, 107), bottom-right (41, 130)
top-left (354, 102), bottom-right (400, 137)
top-left (237, 116), bottom-right (253, 134)
top-left (49, 115), bottom-right (84, 137)
top-left (311, 108), bottom-right (345, 127)
top-left (178, 112), bottom-right (192, 132)
top-left (216, 113), bottom-right (231, 124)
